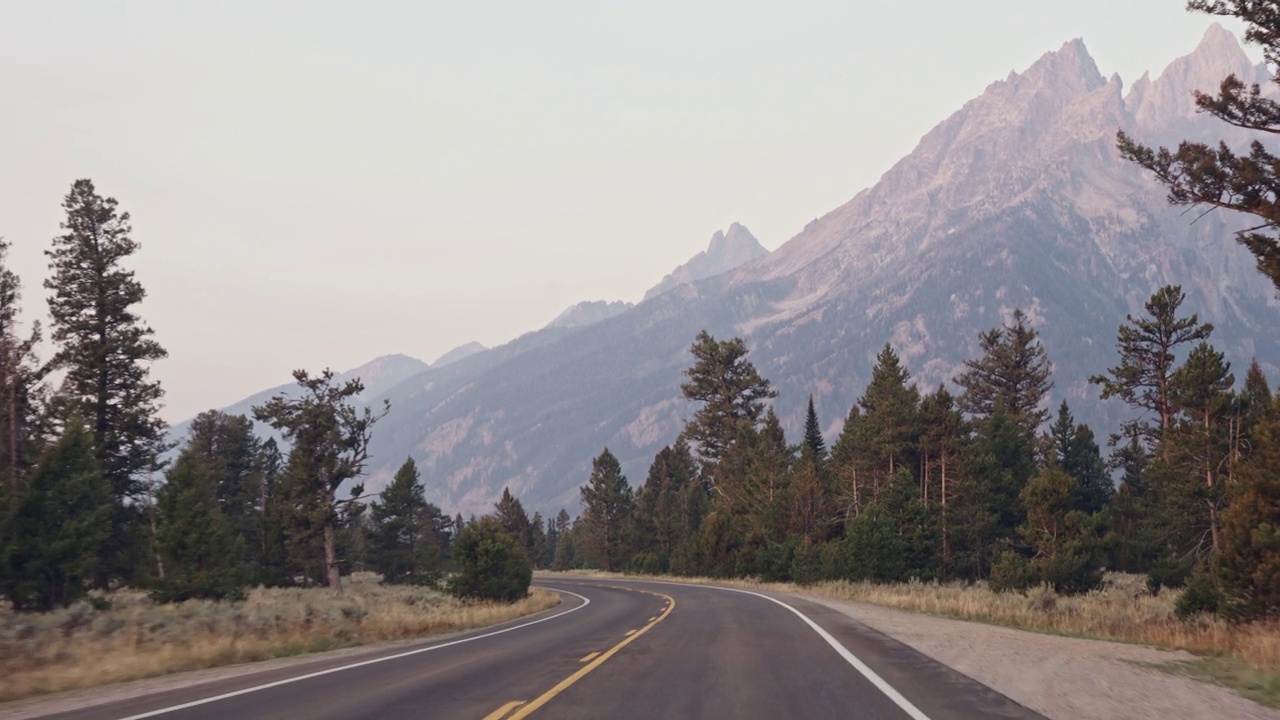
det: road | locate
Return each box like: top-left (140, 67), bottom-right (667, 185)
top-left (32, 578), bottom-right (1044, 720)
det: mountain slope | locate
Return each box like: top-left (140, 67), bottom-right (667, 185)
top-left (196, 25), bottom-right (1279, 517)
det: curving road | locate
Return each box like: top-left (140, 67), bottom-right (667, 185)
top-left (31, 578), bottom-right (1044, 720)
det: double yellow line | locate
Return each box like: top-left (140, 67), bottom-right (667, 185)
top-left (485, 586), bottom-right (675, 720)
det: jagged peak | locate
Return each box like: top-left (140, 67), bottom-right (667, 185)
top-left (1132, 22), bottom-right (1258, 127)
top-left (643, 223), bottom-right (768, 301)
top-left (1019, 38), bottom-right (1105, 93)
top-left (1197, 22), bottom-right (1245, 59)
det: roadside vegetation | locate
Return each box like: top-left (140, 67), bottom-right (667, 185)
top-left (0, 574), bottom-right (557, 703)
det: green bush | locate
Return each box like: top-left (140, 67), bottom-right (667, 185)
top-left (1175, 572), bottom-right (1225, 619)
top-left (989, 551), bottom-right (1034, 593)
top-left (447, 517), bottom-right (532, 603)
top-left (1147, 555), bottom-right (1193, 594)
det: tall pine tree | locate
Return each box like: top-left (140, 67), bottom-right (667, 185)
top-left (45, 179), bottom-right (168, 584)
top-left (955, 309), bottom-right (1053, 439)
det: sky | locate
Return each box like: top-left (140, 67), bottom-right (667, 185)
top-left (0, 1), bottom-right (1259, 421)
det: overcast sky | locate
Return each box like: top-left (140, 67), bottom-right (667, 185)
top-left (0, 1), bottom-right (1257, 421)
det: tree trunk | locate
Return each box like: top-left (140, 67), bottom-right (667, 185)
top-left (323, 519), bottom-right (342, 591)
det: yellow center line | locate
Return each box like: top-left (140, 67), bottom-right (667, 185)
top-left (481, 700), bottom-right (525, 720)
top-left (506, 587), bottom-right (676, 720)
top-left (579, 651), bottom-right (601, 663)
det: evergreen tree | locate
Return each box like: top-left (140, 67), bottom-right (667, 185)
top-left (1106, 436), bottom-right (1161, 573)
top-left (0, 238), bottom-right (46, 496)
top-left (578, 448), bottom-right (635, 572)
top-left (552, 512), bottom-right (579, 570)
top-left (1, 422), bottom-right (111, 611)
top-left (680, 331), bottom-right (777, 471)
top-left (857, 344), bottom-right (921, 501)
top-left (1163, 341), bottom-right (1236, 559)
top-left (803, 394), bottom-right (826, 458)
top-left (1013, 465), bottom-right (1104, 594)
top-left (529, 513), bottom-right (548, 571)
top-left (1219, 405), bottom-right (1280, 620)
top-left (950, 405), bottom-right (1034, 579)
top-left (253, 369), bottom-right (389, 591)
top-left (368, 457), bottom-right (447, 585)
top-left (955, 309), bottom-right (1053, 439)
top-left (1118, 3), bottom-right (1280, 292)
top-left (1051, 402), bottom-right (1113, 514)
top-left (183, 411), bottom-right (265, 579)
top-left (152, 451), bottom-right (247, 602)
top-left (448, 516), bottom-right (531, 602)
top-left (494, 487), bottom-right (534, 558)
top-left (45, 179), bottom-right (169, 584)
top-left (1090, 285), bottom-right (1213, 447)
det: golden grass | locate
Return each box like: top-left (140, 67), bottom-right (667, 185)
top-left (543, 570), bottom-right (1279, 679)
top-left (0, 574), bottom-right (559, 703)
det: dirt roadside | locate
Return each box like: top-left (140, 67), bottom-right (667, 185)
top-left (803, 593), bottom-right (1279, 720)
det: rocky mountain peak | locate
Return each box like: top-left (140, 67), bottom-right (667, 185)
top-left (643, 223), bottom-right (768, 301)
top-left (1129, 23), bottom-right (1262, 133)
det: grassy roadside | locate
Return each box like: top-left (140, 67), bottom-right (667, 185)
top-left (543, 570), bottom-right (1280, 708)
top-left (0, 573), bottom-right (559, 703)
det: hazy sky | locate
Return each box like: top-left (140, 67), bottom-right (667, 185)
top-left (0, 1), bottom-right (1257, 421)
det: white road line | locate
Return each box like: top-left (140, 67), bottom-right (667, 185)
top-left (112, 589), bottom-right (591, 720)
top-left (584, 579), bottom-right (933, 720)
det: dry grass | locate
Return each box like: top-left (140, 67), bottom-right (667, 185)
top-left (0, 574), bottom-right (559, 703)
top-left (546, 570), bottom-right (1279, 686)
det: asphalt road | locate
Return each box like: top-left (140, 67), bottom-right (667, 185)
top-left (32, 578), bottom-right (1045, 720)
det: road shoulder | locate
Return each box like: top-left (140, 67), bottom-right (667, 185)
top-left (801, 593), bottom-right (1280, 720)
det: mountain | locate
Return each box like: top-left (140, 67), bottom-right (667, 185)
top-left (194, 25), bottom-right (1280, 518)
top-left (433, 342), bottom-right (488, 369)
top-left (168, 353), bottom-right (429, 444)
top-left (643, 223), bottom-right (769, 301)
top-left (547, 301), bottom-right (635, 330)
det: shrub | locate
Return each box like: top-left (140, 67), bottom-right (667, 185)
top-left (447, 517), bottom-right (532, 602)
top-left (1148, 555), bottom-right (1193, 594)
top-left (1175, 572), bottom-right (1224, 619)
top-left (989, 551), bottom-right (1034, 593)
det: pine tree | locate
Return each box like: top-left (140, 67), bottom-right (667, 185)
top-left (0, 238), bottom-right (46, 496)
top-left (803, 395), bottom-right (826, 458)
top-left (951, 405), bottom-right (1034, 579)
top-left (1106, 436), bottom-right (1161, 573)
top-left (634, 440), bottom-right (703, 574)
top-left (253, 369), bottom-right (389, 591)
top-left (369, 457), bottom-right (447, 585)
top-left (448, 516), bottom-right (531, 602)
top-left (44, 179), bottom-right (169, 584)
top-left (182, 411), bottom-right (265, 579)
top-left (680, 331), bottom-right (777, 470)
top-left (858, 344), bottom-right (921, 498)
top-left (1015, 465), bottom-right (1104, 594)
top-left (578, 448), bottom-right (635, 572)
top-left (152, 451), bottom-right (247, 602)
top-left (1051, 402), bottom-right (1114, 514)
top-left (955, 310), bottom-right (1053, 439)
top-left (1164, 341), bottom-right (1236, 559)
top-left (494, 487), bottom-right (534, 558)
top-left (1118, 4), bottom-right (1280, 292)
top-left (530, 513), bottom-right (548, 570)
top-left (1218, 404), bottom-right (1280, 620)
top-left (1090, 285), bottom-right (1213, 447)
top-left (1, 422), bottom-right (111, 611)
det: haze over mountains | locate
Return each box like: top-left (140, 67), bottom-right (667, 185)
top-left (186, 25), bottom-right (1279, 515)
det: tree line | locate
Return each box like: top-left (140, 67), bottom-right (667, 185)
top-left (0, 180), bottom-right (539, 610)
top-left (553, 298), bottom-right (1279, 620)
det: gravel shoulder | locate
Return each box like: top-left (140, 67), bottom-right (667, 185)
top-left (802, 593), bottom-right (1279, 720)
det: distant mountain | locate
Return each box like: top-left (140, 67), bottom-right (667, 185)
top-left (547, 301), bottom-right (634, 330)
top-left (643, 223), bottom-right (769, 301)
top-left (168, 353), bottom-right (429, 444)
top-left (433, 342), bottom-right (488, 369)
top-left (354, 24), bottom-right (1277, 516)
